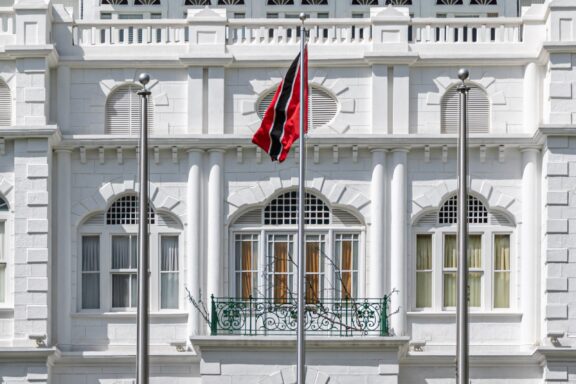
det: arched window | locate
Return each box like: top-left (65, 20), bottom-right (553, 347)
top-left (135, 0), bottom-right (161, 4)
top-left (257, 86), bottom-right (338, 130)
top-left (101, 0), bottom-right (128, 4)
top-left (441, 84), bottom-right (489, 134)
top-left (105, 84), bottom-right (154, 135)
top-left (231, 190), bottom-right (364, 303)
top-left (352, 0), bottom-right (377, 4)
top-left (0, 196), bottom-right (8, 304)
top-left (218, 0), bottom-right (244, 4)
top-left (0, 80), bottom-right (12, 127)
top-left (80, 194), bottom-right (182, 311)
top-left (267, 0), bottom-right (294, 4)
top-left (413, 193), bottom-right (514, 311)
top-left (385, 0), bottom-right (412, 5)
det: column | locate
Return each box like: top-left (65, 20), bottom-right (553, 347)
top-left (208, 67), bottom-right (225, 134)
top-left (55, 149), bottom-right (72, 347)
top-left (390, 148), bottom-right (408, 336)
top-left (206, 150), bottom-right (224, 299)
top-left (369, 149), bottom-right (386, 298)
top-left (371, 65), bottom-right (389, 134)
top-left (523, 62), bottom-right (539, 134)
top-left (392, 65), bottom-right (410, 135)
top-left (187, 149), bottom-right (203, 336)
top-left (187, 67), bottom-right (203, 134)
top-left (57, 66), bottom-right (70, 133)
top-left (521, 148), bottom-right (539, 345)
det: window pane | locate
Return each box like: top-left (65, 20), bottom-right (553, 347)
top-left (131, 235), bottom-right (138, 269)
top-left (444, 235), bottom-right (457, 268)
top-left (112, 236), bottom-right (130, 269)
top-left (112, 274), bottom-right (130, 307)
top-left (131, 274), bottom-right (137, 308)
top-left (161, 236), bottom-right (179, 309)
top-left (468, 235), bottom-right (482, 268)
top-left (82, 236), bottom-right (100, 272)
top-left (335, 234), bottom-right (358, 300)
top-left (236, 235), bottom-right (258, 299)
top-left (0, 222), bottom-right (5, 262)
top-left (443, 272), bottom-right (457, 307)
top-left (305, 236), bottom-right (323, 303)
top-left (0, 264), bottom-right (4, 303)
top-left (82, 274), bottom-right (100, 309)
top-left (494, 234), bottom-right (510, 308)
top-left (268, 235), bottom-right (293, 304)
top-left (416, 235), bottom-right (432, 308)
top-left (469, 272), bottom-right (481, 307)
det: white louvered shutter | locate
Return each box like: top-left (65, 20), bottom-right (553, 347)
top-left (257, 86), bottom-right (338, 130)
top-left (441, 84), bottom-right (489, 134)
top-left (106, 85), bottom-right (154, 135)
top-left (0, 81), bottom-right (11, 127)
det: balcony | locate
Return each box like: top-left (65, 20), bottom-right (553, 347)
top-left (209, 296), bottom-right (390, 337)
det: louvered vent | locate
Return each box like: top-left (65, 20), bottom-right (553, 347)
top-left (105, 84), bottom-right (154, 135)
top-left (257, 86), bottom-right (338, 130)
top-left (441, 84), bottom-right (489, 134)
top-left (0, 81), bottom-right (11, 127)
top-left (157, 212), bottom-right (182, 228)
top-left (84, 213), bottom-right (105, 226)
top-left (332, 209), bottom-right (361, 225)
top-left (235, 208), bottom-right (263, 225)
top-left (415, 212), bottom-right (437, 226)
top-left (490, 211), bottom-right (513, 226)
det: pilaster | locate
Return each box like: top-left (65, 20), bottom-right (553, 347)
top-left (206, 149), bottom-right (225, 300)
top-left (369, 149), bottom-right (387, 298)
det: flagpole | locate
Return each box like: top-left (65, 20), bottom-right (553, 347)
top-left (297, 12), bottom-right (307, 384)
top-left (136, 73), bottom-right (151, 384)
top-left (456, 68), bottom-right (470, 384)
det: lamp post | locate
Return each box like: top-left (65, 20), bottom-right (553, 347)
top-left (456, 68), bottom-right (470, 384)
top-left (136, 73), bottom-right (151, 384)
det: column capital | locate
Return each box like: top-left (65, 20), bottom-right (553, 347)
top-left (187, 148), bottom-right (205, 154)
top-left (520, 146), bottom-right (541, 154)
top-left (391, 147), bottom-right (410, 153)
top-left (55, 148), bottom-right (73, 154)
top-left (370, 147), bottom-right (389, 153)
top-left (207, 148), bottom-right (226, 154)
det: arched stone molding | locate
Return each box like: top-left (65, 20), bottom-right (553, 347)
top-left (0, 177), bottom-right (15, 212)
top-left (426, 75), bottom-right (506, 107)
top-left (259, 366), bottom-right (330, 384)
top-left (411, 179), bottom-right (519, 224)
top-left (227, 171), bottom-right (370, 225)
top-left (71, 177), bottom-right (186, 227)
top-left (242, 69), bottom-right (355, 134)
top-left (95, 71), bottom-right (164, 109)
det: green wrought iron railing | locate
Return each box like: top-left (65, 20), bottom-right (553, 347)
top-left (210, 296), bottom-right (389, 337)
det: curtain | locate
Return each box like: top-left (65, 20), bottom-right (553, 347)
top-left (0, 222), bottom-right (5, 261)
top-left (306, 242), bottom-right (320, 303)
top-left (416, 235), bottom-right (432, 308)
top-left (340, 240), bottom-right (352, 300)
top-left (0, 264), bottom-right (4, 303)
top-left (112, 236), bottom-right (130, 269)
top-left (444, 235), bottom-right (457, 307)
top-left (161, 236), bottom-right (179, 309)
top-left (274, 242), bottom-right (288, 303)
top-left (112, 274), bottom-right (130, 308)
top-left (494, 235), bottom-right (510, 308)
top-left (241, 240), bottom-right (252, 299)
top-left (468, 235), bottom-right (482, 307)
top-left (82, 236), bottom-right (100, 309)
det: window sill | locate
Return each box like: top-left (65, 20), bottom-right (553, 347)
top-left (71, 311), bottom-right (188, 319)
top-left (407, 311), bottom-right (522, 320)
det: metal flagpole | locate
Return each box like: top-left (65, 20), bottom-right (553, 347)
top-left (297, 12), bottom-right (307, 384)
top-left (136, 73), bottom-right (151, 384)
top-left (456, 68), bottom-right (470, 384)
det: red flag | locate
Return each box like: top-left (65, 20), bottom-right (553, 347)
top-left (252, 47), bottom-right (308, 163)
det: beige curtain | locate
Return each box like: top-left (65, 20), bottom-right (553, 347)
top-left (341, 241), bottom-right (352, 300)
top-left (416, 235), bottom-right (432, 308)
top-left (494, 235), bottom-right (510, 308)
top-left (306, 242), bottom-right (320, 303)
top-left (444, 235), bottom-right (457, 307)
top-left (468, 235), bottom-right (482, 307)
top-left (274, 242), bottom-right (288, 303)
top-left (241, 241), bottom-right (252, 300)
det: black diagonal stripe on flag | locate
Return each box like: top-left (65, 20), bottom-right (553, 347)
top-left (268, 53), bottom-right (300, 160)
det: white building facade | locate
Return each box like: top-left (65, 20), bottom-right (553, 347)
top-left (0, 0), bottom-right (575, 382)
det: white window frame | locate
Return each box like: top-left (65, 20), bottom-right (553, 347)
top-left (78, 216), bottom-right (183, 313)
top-left (411, 221), bottom-right (516, 313)
top-left (0, 216), bottom-right (11, 309)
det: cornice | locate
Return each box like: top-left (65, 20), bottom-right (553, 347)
top-left (0, 347), bottom-right (55, 362)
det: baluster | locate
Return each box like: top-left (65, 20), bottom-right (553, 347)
top-left (256, 26), bottom-right (264, 44)
top-left (497, 25), bottom-right (503, 42)
top-left (309, 26), bottom-right (317, 44)
top-left (327, 26), bottom-right (335, 44)
top-left (513, 25), bottom-right (519, 42)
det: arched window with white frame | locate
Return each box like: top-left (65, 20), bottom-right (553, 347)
top-left (413, 193), bottom-right (514, 311)
top-left (230, 190), bottom-right (364, 303)
top-left (441, 83), bottom-right (489, 134)
top-left (105, 84), bottom-right (154, 135)
top-left (79, 193), bottom-right (182, 312)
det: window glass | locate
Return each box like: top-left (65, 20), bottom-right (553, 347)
top-left (0, 222), bottom-right (5, 303)
top-left (494, 234), bottom-right (510, 308)
top-left (101, 12), bottom-right (112, 19)
top-left (160, 236), bottom-right (179, 309)
top-left (111, 235), bottom-right (138, 308)
top-left (416, 234), bottom-right (432, 308)
top-left (305, 234), bottom-right (325, 302)
top-left (82, 236), bottom-right (100, 309)
top-left (443, 234), bottom-right (482, 307)
top-left (235, 234), bottom-right (259, 299)
top-left (268, 234), bottom-right (294, 303)
top-left (335, 233), bottom-right (358, 300)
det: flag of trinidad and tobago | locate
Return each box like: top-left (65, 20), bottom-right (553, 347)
top-left (252, 47), bottom-right (308, 163)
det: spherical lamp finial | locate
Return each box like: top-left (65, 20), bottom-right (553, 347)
top-left (457, 68), bottom-right (470, 82)
top-left (299, 12), bottom-right (306, 21)
top-left (138, 73), bottom-right (150, 87)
